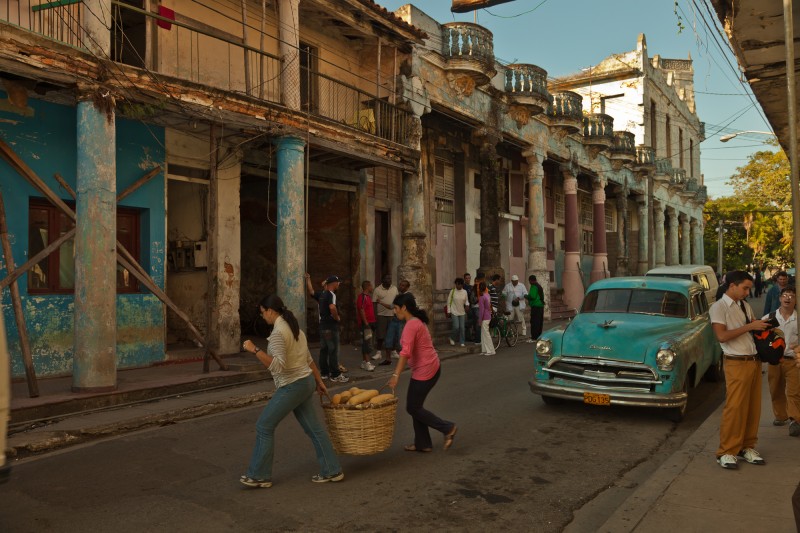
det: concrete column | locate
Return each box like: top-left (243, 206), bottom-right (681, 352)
top-left (562, 162), bottom-right (584, 311)
top-left (279, 0), bottom-right (301, 111)
top-left (616, 188), bottom-right (629, 276)
top-left (73, 96), bottom-right (116, 392)
top-left (680, 213), bottom-right (691, 265)
top-left (523, 149), bottom-right (550, 318)
top-left (207, 135), bottom-right (242, 354)
top-left (637, 197), bottom-right (649, 275)
top-left (274, 136), bottom-right (307, 330)
top-left (476, 127), bottom-right (504, 281)
top-left (590, 178), bottom-right (608, 283)
top-left (692, 217), bottom-right (704, 265)
top-left (82, 0), bottom-right (111, 54)
top-left (398, 116), bottom-right (432, 313)
top-left (667, 207), bottom-right (680, 266)
top-left (653, 203), bottom-right (666, 268)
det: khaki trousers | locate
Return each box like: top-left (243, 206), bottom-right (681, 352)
top-left (767, 358), bottom-right (800, 421)
top-left (717, 358), bottom-right (761, 457)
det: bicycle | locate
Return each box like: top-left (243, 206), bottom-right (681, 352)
top-left (490, 311), bottom-right (519, 350)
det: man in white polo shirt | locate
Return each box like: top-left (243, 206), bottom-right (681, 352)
top-left (709, 270), bottom-right (770, 469)
top-left (763, 286), bottom-right (800, 436)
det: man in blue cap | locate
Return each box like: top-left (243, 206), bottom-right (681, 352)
top-left (318, 275), bottom-right (348, 383)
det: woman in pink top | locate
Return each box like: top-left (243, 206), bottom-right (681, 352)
top-left (387, 293), bottom-right (457, 453)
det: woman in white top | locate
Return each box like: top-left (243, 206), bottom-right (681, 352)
top-left (448, 278), bottom-right (469, 347)
top-left (240, 295), bottom-right (342, 487)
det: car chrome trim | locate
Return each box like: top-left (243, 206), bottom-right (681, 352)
top-left (529, 380), bottom-right (686, 408)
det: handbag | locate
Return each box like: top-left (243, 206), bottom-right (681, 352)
top-left (742, 304), bottom-right (785, 365)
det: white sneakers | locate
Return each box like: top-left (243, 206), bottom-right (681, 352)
top-left (360, 361), bottom-right (375, 372)
top-left (738, 448), bottom-right (765, 465)
top-left (717, 454), bottom-right (738, 469)
top-left (371, 352), bottom-right (382, 361)
top-left (391, 350), bottom-right (400, 359)
top-left (449, 338), bottom-right (455, 346)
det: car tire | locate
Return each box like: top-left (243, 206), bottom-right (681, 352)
top-left (704, 355), bottom-right (724, 383)
top-left (541, 395), bottom-right (564, 406)
top-left (666, 380), bottom-right (689, 422)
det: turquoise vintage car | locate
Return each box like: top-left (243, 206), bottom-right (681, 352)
top-left (530, 277), bottom-right (723, 421)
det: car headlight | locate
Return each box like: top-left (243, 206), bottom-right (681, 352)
top-left (536, 339), bottom-right (552, 359)
top-left (656, 348), bottom-right (676, 371)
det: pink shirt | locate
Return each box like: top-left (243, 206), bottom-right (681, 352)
top-left (399, 318), bottom-right (440, 381)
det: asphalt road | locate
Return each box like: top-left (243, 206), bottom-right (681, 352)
top-left (0, 343), bottom-right (723, 533)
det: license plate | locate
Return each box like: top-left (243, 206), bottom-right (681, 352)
top-left (583, 392), bottom-right (610, 406)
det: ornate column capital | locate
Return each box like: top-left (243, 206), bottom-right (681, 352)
top-left (472, 127), bottom-right (502, 151)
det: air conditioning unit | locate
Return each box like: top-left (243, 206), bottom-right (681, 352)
top-left (193, 241), bottom-right (208, 268)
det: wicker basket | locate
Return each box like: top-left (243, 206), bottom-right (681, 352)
top-left (321, 396), bottom-right (398, 455)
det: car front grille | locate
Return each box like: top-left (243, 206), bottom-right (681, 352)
top-left (543, 356), bottom-right (660, 391)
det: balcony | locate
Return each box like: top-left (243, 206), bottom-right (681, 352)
top-left (504, 64), bottom-right (549, 116)
top-left (546, 91), bottom-right (583, 134)
top-left (669, 169), bottom-right (687, 192)
top-left (441, 22), bottom-right (496, 87)
top-left (1, 0), bottom-right (412, 147)
top-left (582, 113), bottom-right (614, 153)
top-left (696, 185), bottom-right (708, 203)
top-left (609, 131), bottom-right (636, 164)
top-left (634, 145), bottom-right (656, 170)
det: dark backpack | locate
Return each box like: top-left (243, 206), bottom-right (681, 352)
top-left (750, 310), bottom-right (786, 365)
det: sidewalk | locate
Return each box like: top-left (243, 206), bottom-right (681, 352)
top-left (6, 332), bottom-right (486, 458)
top-left (598, 370), bottom-right (798, 533)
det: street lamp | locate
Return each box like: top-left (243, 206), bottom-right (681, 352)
top-left (719, 130), bottom-right (776, 142)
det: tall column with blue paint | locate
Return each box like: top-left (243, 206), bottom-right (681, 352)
top-left (523, 149), bottom-right (549, 318)
top-left (73, 0), bottom-right (116, 391)
top-left (275, 136), bottom-right (306, 330)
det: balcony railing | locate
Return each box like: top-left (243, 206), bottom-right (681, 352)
top-left (610, 131), bottom-right (636, 162)
top-left (582, 113), bottom-right (614, 149)
top-left (696, 185), bottom-right (708, 203)
top-left (441, 22), bottom-right (496, 86)
top-left (505, 64), bottom-right (549, 115)
top-left (547, 91), bottom-right (583, 133)
top-left (655, 158), bottom-right (672, 175)
top-left (635, 145), bottom-right (655, 167)
top-left (2, 0), bottom-right (411, 146)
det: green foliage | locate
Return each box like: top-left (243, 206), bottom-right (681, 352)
top-left (674, 1), bottom-right (685, 34)
top-left (703, 198), bottom-right (754, 271)
top-left (708, 146), bottom-right (793, 269)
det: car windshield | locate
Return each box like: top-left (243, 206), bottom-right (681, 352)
top-left (581, 289), bottom-right (688, 318)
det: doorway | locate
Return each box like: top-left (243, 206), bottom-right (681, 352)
top-left (374, 210), bottom-right (390, 282)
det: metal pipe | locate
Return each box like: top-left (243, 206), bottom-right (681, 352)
top-left (784, 0), bottom-right (800, 272)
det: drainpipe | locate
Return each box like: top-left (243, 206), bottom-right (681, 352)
top-left (784, 0), bottom-right (800, 271)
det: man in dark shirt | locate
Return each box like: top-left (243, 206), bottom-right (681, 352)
top-left (489, 274), bottom-right (502, 314)
top-left (318, 275), bottom-right (348, 383)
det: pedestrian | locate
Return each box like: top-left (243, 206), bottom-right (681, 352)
top-left (763, 286), bottom-right (800, 435)
top-left (709, 270), bottom-right (770, 469)
top-left (387, 292), bottom-right (457, 453)
top-left (306, 273), bottom-right (346, 374)
top-left (489, 274), bottom-right (502, 314)
top-left (384, 278), bottom-right (410, 360)
top-left (356, 280), bottom-right (376, 372)
top-left (478, 281), bottom-right (495, 356)
top-left (463, 273), bottom-right (477, 342)
top-left (502, 274), bottom-right (528, 338)
top-left (318, 275), bottom-right (349, 383)
top-left (240, 295), bottom-right (343, 487)
top-left (372, 273), bottom-right (398, 366)
top-left (472, 272), bottom-right (486, 343)
top-left (526, 274), bottom-right (545, 343)
top-left (764, 270), bottom-right (790, 315)
top-left (447, 277), bottom-right (469, 347)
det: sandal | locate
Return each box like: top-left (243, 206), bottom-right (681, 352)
top-left (443, 425), bottom-right (458, 451)
top-left (403, 444), bottom-right (432, 453)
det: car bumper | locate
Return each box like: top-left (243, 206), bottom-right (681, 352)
top-left (528, 379), bottom-right (687, 409)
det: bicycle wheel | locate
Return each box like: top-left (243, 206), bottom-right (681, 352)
top-left (491, 325), bottom-right (501, 350)
top-left (506, 321), bottom-right (519, 347)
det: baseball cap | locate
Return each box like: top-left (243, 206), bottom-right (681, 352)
top-left (511, 275), bottom-right (519, 281)
top-left (325, 275), bottom-right (340, 284)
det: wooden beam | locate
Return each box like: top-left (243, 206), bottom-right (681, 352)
top-left (0, 227), bottom-right (75, 291)
top-left (53, 173), bottom-right (76, 199)
top-left (117, 166), bottom-right (162, 202)
top-left (0, 188), bottom-right (38, 397)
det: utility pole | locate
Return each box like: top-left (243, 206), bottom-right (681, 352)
top-left (717, 219), bottom-right (724, 276)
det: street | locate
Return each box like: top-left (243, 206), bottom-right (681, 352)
top-left (0, 343), bottom-right (723, 532)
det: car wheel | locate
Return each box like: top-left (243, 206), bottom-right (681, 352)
top-left (491, 326), bottom-right (501, 350)
top-left (666, 380), bottom-right (689, 422)
top-left (704, 355), bottom-right (724, 383)
top-left (541, 395), bottom-right (564, 406)
top-left (506, 322), bottom-right (519, 347)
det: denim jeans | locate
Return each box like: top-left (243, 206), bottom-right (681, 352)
top-left (361, 324), bottom-right (375, 356)
top-left (246, 374), bottom-right (341, 481)
top-left (385, 317), bottom-right (403, 350)
top-left (318, 328), bottom-right (341, 377)
top-left (450, 314), bottom-right (465, 344)
top-left (406, 367), bottom-right (454, 449)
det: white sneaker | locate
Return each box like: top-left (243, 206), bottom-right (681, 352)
top-left (526, 339), bottom-right (536, 344)
top-left (717, 454), bottom-right (738, 469)
top-left (329, 374), bottom-right (349, 383)
top-left (449, 338), bottom-right (455, 346)
top-left (459, 344), bottom-right (465, 347)
top-left (738, 448), bottom-right (765, 465)
top-left (360, 361), bottom-right (375, 372)
top-left (371, 352), bottom-right (382, 360)
top-left (391, 350), bottom-right (400, 359)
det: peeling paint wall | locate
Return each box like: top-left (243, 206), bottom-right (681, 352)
top-left (0, 94), bottom-right (166, 378)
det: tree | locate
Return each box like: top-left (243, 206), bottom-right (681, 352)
top-left (703, 197), bottom-right (754, 272)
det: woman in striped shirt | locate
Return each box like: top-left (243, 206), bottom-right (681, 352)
top-left (240, 295), bottom-right (343, 487)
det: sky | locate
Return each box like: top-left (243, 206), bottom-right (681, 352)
top-left (379, 0), bottom-right (775, 199)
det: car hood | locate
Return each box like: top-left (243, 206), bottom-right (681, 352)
top-left (560, 314), bottom-right (685, 363)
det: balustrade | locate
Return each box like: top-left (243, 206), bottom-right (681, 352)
top-left (546, 91), bottom-right (583, 133)
top-left (582, 113), bottom-right (614, 149)
top-left (441, 22), bottom-right (496, 86)
top-left (610, 131), bottom-right (636, 163)
top-left (505, 63), bottom-right (549, 115)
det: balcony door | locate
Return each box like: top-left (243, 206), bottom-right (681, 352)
top-left (300, 42), bottom-right (319, 113)
top-left (112, 0), bottom-right (147, 68)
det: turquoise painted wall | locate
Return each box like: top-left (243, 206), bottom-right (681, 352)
top-left (0, 93), bottom-right (166, 377)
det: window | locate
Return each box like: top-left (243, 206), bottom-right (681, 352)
top-left (689, 139), bottom-right (694, 176)
top-left (28, 199), bottom-right (141, 293)
top-left (605, 201), bottom-right (615, 232)
top-left (650, 100), bottom-right (657, 151)
top-left (678, 128), bottom-right (684, 168)
top-left (580, 193), bottom-right (592, 227)
top-left (299, 42), bottom-right (319, 112)
top-left (554, 192), bottom-right (564, 220)
top-left (582, 230), bottom-right (593, 254)
top-left (434, 159), bottom-right (455, 225)
top-left (665, 115), bottom-right (671, 158)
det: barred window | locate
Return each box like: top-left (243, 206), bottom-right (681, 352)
top-left (555, 192), bottom-right (564, 220)
top-left (582, 230), bottom-right (594, 254)
top-left (580, 193), bottom-right (592, 227)
top-left (434, 159), bottom-right (455, 225)
top-left (605, 201), bottom-right (615, 232)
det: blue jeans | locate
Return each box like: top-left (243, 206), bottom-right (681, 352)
top-left (450, 314), bottom-right (465, 344)
top-left (385, 317), bottom-right (404, 350)
top-left (246, 374), bottom-right (341, 480)
top-left (318, 328), bottom-right (341, 377)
